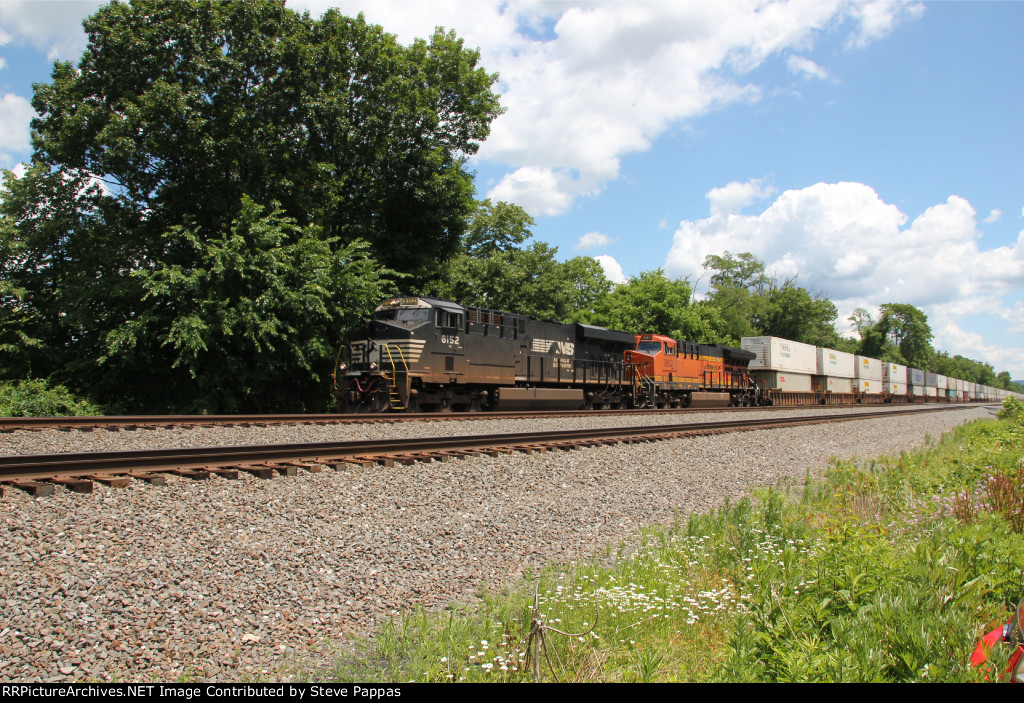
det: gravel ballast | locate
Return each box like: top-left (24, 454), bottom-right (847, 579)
top-left (0, 406), bottom-right (994, 681)
top-left (0, 403), bottom-right (972, 456)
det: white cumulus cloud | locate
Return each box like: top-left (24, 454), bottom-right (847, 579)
top-left (707, 177), bottom-right (776, 217)
top-left (575, 231), bottom-right (615, 250)
top-left (0, 92), bottom-right (35, 165)
top-left (0, 0), bottom-right (101, 58)
top-left (297, 1), bottom-right (923, 216)
top-left (664, 179), bottom-right (1024, 375)
top-left (2, 0), bottom-right (925, 215)
top-left (594, 254), bottom-right (627, 284)
top-left (786, 55), bottom-right (829, 80)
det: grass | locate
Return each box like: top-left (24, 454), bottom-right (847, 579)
top-left (297, 399), bottom-right (1024, 683)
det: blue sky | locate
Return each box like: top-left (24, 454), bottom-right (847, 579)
top-left (1, 1), bottom-right (1023, 378)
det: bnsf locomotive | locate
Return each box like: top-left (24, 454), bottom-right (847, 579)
top-left (333, 296), bottom-right (763, 412)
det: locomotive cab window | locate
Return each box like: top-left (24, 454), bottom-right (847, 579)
top-left (637, 341), bottom-right (662, 355)
top-left (435, 310), bottom-right (464, 329)
top-left (375, 308), bottom-right (429, 324)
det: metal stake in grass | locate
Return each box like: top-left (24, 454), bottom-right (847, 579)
top-left (523, 580), bottom-right (598, 683)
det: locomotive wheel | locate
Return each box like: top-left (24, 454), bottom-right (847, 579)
top-left (682, 394), bottom-right (692, 408)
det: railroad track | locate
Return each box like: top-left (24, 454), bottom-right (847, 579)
top-left (0, 400), bottom-right (974, 432)
top-left (0, 404), bottom-right (981, 498)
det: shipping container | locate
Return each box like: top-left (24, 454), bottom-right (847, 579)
top-left (750, 370), bottom-right (813, 392)
top-left (813, 376), bottom-right (853, 393)
top-left (936, 375), bottom-right (948, 390)
top-left (910, 385), bottom-right (926, 398)
top-left (853, 377), bottom-right (882, 394)
top-left (741, 337), bottom-right (818, 374)
top-left (925, 372), bottom-right (937, 387)
top-left (854, 356), bottom-right (883, 381)
top-left (908, 368), bottom-right (925, 386)
top-left (816, 348), bottom-right (856, 378)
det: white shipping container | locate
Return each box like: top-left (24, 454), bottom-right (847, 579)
top-left (816, 348), bottom-right (856, 378)
top-left (751, 371), bottom-right (813, 392)
top-left (884, 381), bottom-right (904, 395)
top-left (741, 337), bottom-right (818, 374)
top-left (883, 362), bottom-right (907, 383)
top-left (927, 386), bottom-right (938, 397)
top-left (910, 385), bottom-right (926, 398)
top-left (936, 375), bottom-right (948, 389)
top-left (814, 376), bottom-right (853, 393)
top-left (853, 377), bottom-right (882, 394)
top-left (854, 356), bottom-right (883, 381)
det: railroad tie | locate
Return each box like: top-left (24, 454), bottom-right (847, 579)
top-left (168, 468), bottom-right (210, 480)
top-left (283, 461), bottom-right (323, 473)
top-left (232, 465), bottom-right (276, 479)
top-left (330, 459), bottom-right (374, 469)
top-left (89, 474), bottom-right (132, 488)
top-left (205, 468), bottom-right (240, 480)
top-left (128, 472), bottom-right (167, 485)
top-left (48, 477), bottom-right (94, 494)
top-left (253, 463), bottom-right (297, 476)
top-left (10, 481), bottom-right (54, 497)
top-left (386, 454), bottom-right (421, 466)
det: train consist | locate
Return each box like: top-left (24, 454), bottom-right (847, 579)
top-left (741, 336), bottom-right (1018, 406)
top-left (333, 296), bottom-right (1015, 412)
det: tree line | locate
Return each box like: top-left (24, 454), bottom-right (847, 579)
top-left (1, 0), bottom-right (1019, 414)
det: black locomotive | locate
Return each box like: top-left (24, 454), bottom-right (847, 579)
top-left (333, 296), bottom-right (638, 412)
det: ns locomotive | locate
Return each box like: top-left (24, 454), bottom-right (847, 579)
top-left (332, 296), bottom-right (763, 412)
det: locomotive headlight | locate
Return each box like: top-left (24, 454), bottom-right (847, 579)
top-left (369, 362), bottom-right (378, 371)
top-left (338, 363), bottom-right (347, 372)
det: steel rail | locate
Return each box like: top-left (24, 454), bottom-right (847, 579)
top-left (0, 405), bottom-right (978, 483)
top-left (0, 400), bottom-right (973, 432)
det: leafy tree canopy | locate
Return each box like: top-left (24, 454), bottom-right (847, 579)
top-left (875, 303), bottom-right (934, 369)
top-left (423, 200), bottom-right (612, 323)
top-left (701, 251), bottom-right (841, 348)
top-left (31, 0), bottom-right (500, 283)
top-left (591, 270), bottom-right (732, 344)
top-left (1, 0), bottom-right (499, 411)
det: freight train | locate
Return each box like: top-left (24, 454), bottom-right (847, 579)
top-left (333, 296), bottom-right (1014, 413)
top-left (332, 296), bottom-right (760, 412)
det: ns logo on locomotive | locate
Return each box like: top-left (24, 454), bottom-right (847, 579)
top-left (332, 296), bottom-right (763, 413)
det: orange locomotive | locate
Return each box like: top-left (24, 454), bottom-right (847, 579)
top-left (625, 334), bottom-right (764, 408)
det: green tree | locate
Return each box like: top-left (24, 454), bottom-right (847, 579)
top-left (2, 0), bottom-right (500, 410)
top-left (848, 308), bottom-right (875, 339)
top-left (757, 285), bottom-right (842, 348)
top-left (701, 252), bottom-right (841, 347)
top-left (703, 251), bottom-right (769, 291)
top-left (30, 1), bottom-right (500, 283)
top-left (874, 303), bottom-right (934, 369)
top-left (103, 198), bottom-right (396, 412)
top-left (462, 198), bottom-right (534, 256)
top-left (424, 200), bottom-right (612, 322)
top-left (592, 270), bottom-right (732, 343)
